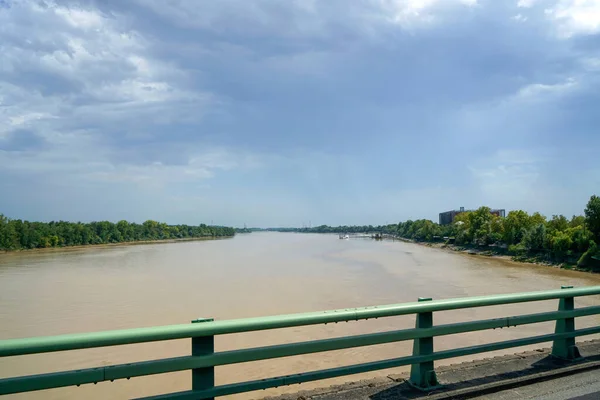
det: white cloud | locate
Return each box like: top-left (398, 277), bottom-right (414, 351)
top-left (0, 1), bottom-right (206, 107)
top-left (0, 135), bottom-right (261, 190)
top-left (512, 13), bottom-right (529, 21)
top-left (378, 0), bottom-right (478, 26)
top-left (517, 0), bottom-right (539, 8)
top-left (0, 0), bottom-right (217, 177)
top-left (8, 112), bottom-right (54, 129)
top-left (513, 0), bottom-right (600, 37)
top-left (54, 7), bottom-right (104, 29)
top-left (0, 82), bottom-right (61, 138)
top-left (546, 0), bottom-right (600, 37)
top-left (516, 77), bottom-right (577, 98)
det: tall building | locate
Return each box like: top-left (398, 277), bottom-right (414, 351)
top-left (439, 207), bottom-right (505, 225)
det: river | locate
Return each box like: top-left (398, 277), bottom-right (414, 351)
top-left (1, 232), bottom-right (600, 399)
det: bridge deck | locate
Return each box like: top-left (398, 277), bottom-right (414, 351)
top-left (261, 339), bottom-right (600, 400)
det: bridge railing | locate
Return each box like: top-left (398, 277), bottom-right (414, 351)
top-left (2, 286), bottom-right (600, 399)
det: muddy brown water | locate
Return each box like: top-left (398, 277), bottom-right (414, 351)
top-left (1, 232), bottom-right (600, 399)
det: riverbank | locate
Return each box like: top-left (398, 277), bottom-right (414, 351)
top-left (392, 236), bottom-right (598, 273)
top-left (0, 236), bottom-right (233, 256)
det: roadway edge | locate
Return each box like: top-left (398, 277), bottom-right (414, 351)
top-left (258, 339), bottom-right (600, 400)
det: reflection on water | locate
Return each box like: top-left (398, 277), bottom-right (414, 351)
top-left (1, 232), bottom-right (600, 399)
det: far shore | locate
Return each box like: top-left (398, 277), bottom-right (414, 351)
top-left (0, 236), bottom-right (233, 257)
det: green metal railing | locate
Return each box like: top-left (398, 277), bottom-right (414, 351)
top-left (2, 286), bottom-right (600, 399)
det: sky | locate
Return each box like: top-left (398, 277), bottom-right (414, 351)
top-left (1, 0), bottom-right (599, 227)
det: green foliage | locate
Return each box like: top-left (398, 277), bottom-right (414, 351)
top-left (530, 212), bottom-right (547, 226)
top-left (585, 195), bottom-right (600, 242)
top-left (550, 231), bottom-right (573, 258)
top-left (308, 196), bottom-right (600, 261)
top-left (568, 226), bottom-right (593, 252)
top-left (547, 215), bottom-right (569, 233)
top-left (522, 223), bottom-right (546, 252)
top-left (273, 195), bottom-right (600, 267)
top-left (453, 212), bottom-right (472, 245)
top-left (271, 224), bottom-right (384, 234)
top-left (503, 210), bottom-right (531, 245)
top-left (508, 243), bottom-right (527, 256)
top-left (569, 215), bottom-right (586, 228)
top-left (578, 240), bottom-right (598, 268)
top-left (288, 194), bottom-right (599, 267)
top-left (469, 207), bottom-right (495, 245)
top-left (0, 214), bottom-right (235, 251)
top-left (413, 220), bottom-right (440, 242)
top-left (395, 219), bottom-right (441, 241)
top-left (577, 240), bottom-right (598, 268)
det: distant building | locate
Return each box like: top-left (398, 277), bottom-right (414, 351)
top-left (490, 209), bottom-right (506, 218)
top-left (439, 207), bottom-right (505, 225)
top-left (439, 207), bottom-right (465, 226)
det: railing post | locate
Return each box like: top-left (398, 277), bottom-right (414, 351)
top-left (409, 297), bottom-right (440, 390)
top-left (191, 318), bottom-right (215, 399)
top-left (551, 286), bottom-right (582, 360)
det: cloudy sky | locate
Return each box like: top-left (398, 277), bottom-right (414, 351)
top-left (1, 0), bottom-right (599, 227)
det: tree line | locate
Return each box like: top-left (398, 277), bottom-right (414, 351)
top-left (272, 195), bottom-right (600, 268)
top-left (267, 225), bottom-right (383, 233)
top-left (0, 217), bottom-right (235, 251)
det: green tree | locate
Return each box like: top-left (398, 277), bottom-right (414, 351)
top-left (584, 195), bottom-right (600, 242)
top-left (503, 210), bottom-right (531, 245)
top-left (490, 215), bottom-right (504, 238)
top-left (0, 214), bottom-right (234, 252)
top-left (522, 223), bottom-right (547, 252)
top-left (547, 215), bottom-right (569, 233)
top-left (0, 215), bottom-right (20, 250)
top-left (551, 231), bottom-right (573, 259)
top-left (469, 207), bottom-right (494, 245)
top-left (453, 212), bottom-right (472, 245)
top-left (116, 220), bottom-right (133, 241)
top-left (530, 212), bottom-right (547, 226)
top-left (569, 215), bottom-right (586, 228)
top-left (414, 220), bottom-right (439, 241)
top-left (578, 240), bottom-right (598, 268)
top-left (568, 226), bottom-right (592, 252)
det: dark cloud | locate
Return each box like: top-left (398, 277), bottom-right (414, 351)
top-left (0, 129), bottom-right (47, 151)
top-left (1, 0), bottom-right (599, 225)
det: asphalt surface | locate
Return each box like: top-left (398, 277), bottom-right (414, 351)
top-left (477, 369), bottom-right (600, 400)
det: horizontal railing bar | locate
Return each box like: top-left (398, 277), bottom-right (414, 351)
top-left (2, 286), bottom-right (600, 357)
top-left (3, 306), bottom-right (600, 395)
top-left (104, 305), bottom-right (600, 378)
top-left (0, 368), bottom-right (105, 395)
top-left (136, 326), bottom-right (600, 400)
